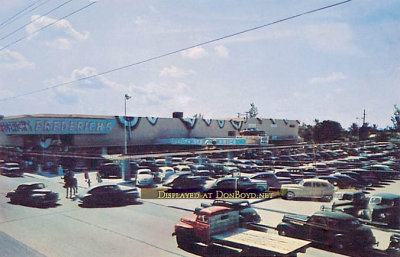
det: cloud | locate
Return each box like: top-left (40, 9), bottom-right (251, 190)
top-left (26, 15), bottom-right (89, 49)
top-left (44, 38), bottom-right (72, 50)
top-left (214, 45), bottom-right (229, 58)
top-left (135, 16), bottom-right (144, 25)
top-left (48, 66), bottom-right (195, 112)
top-left (309, 72), bottom-right (346, 85)
top-left (181, 47), bottom-right (208, 59)
top-left (0, 48), bottom-right (35, 70)
top-left (160, 66), bottom-right (195, 78)
top-left (304, 23), bottom-right (358, 55)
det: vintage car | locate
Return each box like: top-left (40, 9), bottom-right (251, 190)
top-left (77, 183), bottom-right (140, 207)
top-left (321, 191), bottom-right (369, 217)
top-left (277, 211), bottom-right (377, 251)
top-left (281, 178), bottom-right (334, 201)
top-left (162, 172), bottom-right (205, 192)
top-left (136, 169), bottom-right (154, 187)
top-left (198, 199), bottom-right (261, 224)
top-left (6, 182), bottom-right (59, 207)
top-left (1, 162), bottom-right (23, 177)
top-left (359, 193), bottom-right (400, 227)
top-left (203, 176), bottom-right (267, 195)
top-left (98, 163), bottom-right (121, 178)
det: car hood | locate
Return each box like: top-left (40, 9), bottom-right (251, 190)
top-left (137, 175), bottom-right (153, 180)
top-left (32, 189), bottom-right (55, 194)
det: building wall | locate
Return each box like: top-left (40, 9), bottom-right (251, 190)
top-left (0, 115), bottom-right (299, 148)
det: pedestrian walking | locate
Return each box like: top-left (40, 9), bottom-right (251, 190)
top-left (96, 171), bottom-right (102, 183)
top-left (58, 164), bottom-right (64, 177)
top-left (84, 169), bottom-right (91, 187)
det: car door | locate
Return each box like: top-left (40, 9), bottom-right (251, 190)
top-left (313, 182), bottom-right (323, 198)
top-left (302, 181), bottom-right (314, 198)
top-left (308, 216), bottom-right (329, 243)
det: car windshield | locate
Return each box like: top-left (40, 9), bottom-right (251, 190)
top-left (139, 170), bottom-right (151, 175)
top-left (370, 197), bottom-right (382, 205)
top-left (163, 174), bottom-right (183, 184)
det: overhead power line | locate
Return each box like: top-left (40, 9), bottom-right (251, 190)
top-left (0, 0), bottom-right (53, 33)
top-left (0, 0), bottom-right (96, 53)
top-left (0, 0), bottom-right (42, 29)
top-left (0, 0), bottom-right (74, 41)
top-left (0, 0), bottom-right (352, 102)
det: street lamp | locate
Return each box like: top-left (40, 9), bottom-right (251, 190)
top-left (124, 94), bottom-right (131, 155)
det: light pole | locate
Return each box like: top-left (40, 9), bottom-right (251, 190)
top-left (123, 94), bottom-right (132, 181)
top-left (124, 94), bottom-right (131, 155)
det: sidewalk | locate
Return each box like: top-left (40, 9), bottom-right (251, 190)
top-left (24, 171), bottom-right (136, 190)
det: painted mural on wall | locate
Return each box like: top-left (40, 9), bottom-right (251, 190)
top-left (0, 118), bottom-right (116, 135)
top-left (146, 117), bottom-right (158, 126)
top-left (203, 118), bottom-right (212, 126)
top-left (230, 120), bottom-right (243, 130)
top-left (180, 117), bottom-right (197, 130)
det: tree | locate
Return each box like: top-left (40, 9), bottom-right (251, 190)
top-left (391, 104), bottom-right (400, 132)
top-left (359, 123), bottom-right (371, 141)
top-left (298, 123), bottom-right (313, 142)
top-left (313, 120), bottom-right (343, 143)
top-left (348, 123), bottom-right (359, 137)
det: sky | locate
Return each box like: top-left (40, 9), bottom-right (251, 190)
top-left (0, 0), bottom-right (399, 129)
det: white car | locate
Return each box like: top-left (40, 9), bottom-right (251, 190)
top-left (157, 167), bottom-right (175, 182)
top-left (173, 165), bottom-right (191, 173)
top-left (281, 178), bottom-right (334, 201)
top-left (136, 169), bottom-right (154, 187)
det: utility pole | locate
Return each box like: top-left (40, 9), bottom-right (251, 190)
top-left (362, 109), bottom-right (366, 126)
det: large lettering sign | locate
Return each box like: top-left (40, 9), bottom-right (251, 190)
top-left (0, 118), bottom-right (116, 135)
top-left (156, 138), bottom-right (247, 146)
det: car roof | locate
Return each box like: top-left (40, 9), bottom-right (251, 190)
top-left (18, 182), bottom-right (45, 186)
top-left (198, 206), bottom-right (231, 216)
top-left (370, 193), bottom-right (400, 199)
top-left (313, 211), bottom-right (356, 220)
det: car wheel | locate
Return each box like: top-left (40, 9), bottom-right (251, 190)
top-left (286, 191), bottom-right (295, 200)
top-left (333, 237), bottom-right (345, 250)
top-left (278, 227), bottom-right (290, 237)
top-left (10, 197), bottom-right (19, 204)
top-left (176, 234), bottom-right (192, 249)
top-left (322, 195), bottom-right (332, 202)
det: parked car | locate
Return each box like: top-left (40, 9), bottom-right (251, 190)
top-left (136, 169), bottom-right (154, 187)
top-left (277, 211), bottom-right (377, 251)
top-left (246, 172), bottom-right (282, 190)
top-left (359, 193), bottom-right (400, 227)
top-left (1, 162), bottom-right (23, 177)
top-left (203, 176), bottom-right (267, 195)
top-left (317, 174), bottom-right (361, 189)
top-left (6, 182), bottom-right (59, 207)
top-left (157, 166), bottom-right (175, 182)
top-left (272, 170), bottom-right (296, 184)
top-left (173, 165), bottom-right (191, 173)
top-left (281, 178), bottom-right (334, 201)
top-left (198, 199), bottom-right (261, 224)
top-left (162, 172), bottom-right (204, 191)
top-left (77, 183), bottom-right (140, 206)
top-left (362, 164), bottom-right (399, 180)
top-left (98, 163), bottom-right (121, 178)
top-left (322, 191), bottom-right (369, 217)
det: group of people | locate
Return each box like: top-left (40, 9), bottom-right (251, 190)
top-left (59, 165), bottom-right (103, 198)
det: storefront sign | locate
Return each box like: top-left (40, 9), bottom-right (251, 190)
top-left (0, 118), bottom-right (116, 135)
top-left (156, 138), bottom-right (247, 145)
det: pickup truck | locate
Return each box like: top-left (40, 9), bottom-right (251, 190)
top-left (173, 206), bottom-right (311, 256)
top-left (277, 211), bottom-right (376, 251)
